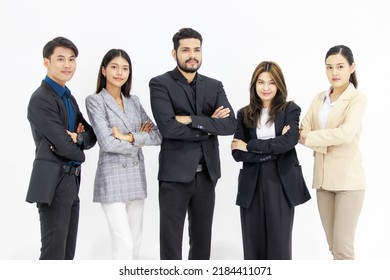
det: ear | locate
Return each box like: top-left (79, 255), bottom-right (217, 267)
top-left (101, 66), bottom-right (106, 77)
top-left (350, 62), bottom-right (356, 74)
top-left (171, 49), bottom-right (176, 60)
top-left (43, 58), bottom-right (50, 69)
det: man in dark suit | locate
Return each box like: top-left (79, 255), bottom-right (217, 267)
top-left (27, 37), bottom-right (96, 259)
top-left (149, 28), bottom-right (237, 260)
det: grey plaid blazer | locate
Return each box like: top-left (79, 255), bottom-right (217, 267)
top-left (86, 89), bottom-right (161, 203)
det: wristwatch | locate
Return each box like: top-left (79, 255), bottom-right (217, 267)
top-left (77, 132), bottom-right (84, 146)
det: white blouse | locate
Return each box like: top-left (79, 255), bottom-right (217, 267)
top-left (256, 108), bottom-right (275, 139)
top-left (320, 88), bottom-right (335, 129)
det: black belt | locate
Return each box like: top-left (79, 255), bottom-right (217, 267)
top-left (63, 165), bottom-right (81, 176)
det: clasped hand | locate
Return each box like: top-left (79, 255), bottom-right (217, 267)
top-left (67, 123), bottom-right (85, 144)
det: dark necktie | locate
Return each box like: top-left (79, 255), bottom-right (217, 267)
top-left (63, 89), bottom-right (75, 132)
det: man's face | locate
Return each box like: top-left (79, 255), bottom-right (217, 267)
top-left (44, 46), bottom-right (76, 86)
top-left (172, 38), bottom-right (202, 73)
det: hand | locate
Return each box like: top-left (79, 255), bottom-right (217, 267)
top-left (282, 125), bottom-right (290, 135)
top-left (299, 129), bottom-right (307, 145)
top-left (66, 130), bottom-right (78, 143)
top-left (211, 106), bottom-right (230, 119)
top-left (139, 121), bottom-right (154, 132)
top-left (175, 115), bottom-right (192, 125)
top-left (231, 138), bottom-right (248, 152)
top-left (112, 126), bottom-right (124, 139)
top-left (112, 127), bottom-right (134, 143)
top-left (76, 123), bottom-right (85, 134)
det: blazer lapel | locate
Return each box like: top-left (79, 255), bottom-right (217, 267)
top-left (101, 89), bottom-right (132, 132)
top-left (274, 110), bottom-right (284, 136)
top-left (178, 81), bottom-right (196, 113)
top-left (171, 68), bottom-right (196, 113)
top-left (326, 84), bottom-right (356, 129)
top-left (52, 90), bottom-right (69, 128)
top-left (195, 75), bottom-right (205, 115)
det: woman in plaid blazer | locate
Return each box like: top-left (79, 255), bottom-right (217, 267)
top-left (86, 49), bottom-right (161, 259)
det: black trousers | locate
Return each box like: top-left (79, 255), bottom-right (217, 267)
top-left (37, 173), bottom-right (80, 260)
top-left (159, 169), bottom-right (216, 260)
top-left (240, 161), bottom-right (294, 260)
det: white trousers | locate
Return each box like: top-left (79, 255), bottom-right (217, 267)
top-left (101, 200), bottom-right (144, 260)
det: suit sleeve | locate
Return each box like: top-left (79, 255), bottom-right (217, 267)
top-left (300, 93), bottom-right (328, 154)
top-left (130, 95), bottom-right (162, 147)
top-left (305, 93), bottom-right (367, 147)
top-left (86, 94), bottom-right (141, 155)
top-left (149, 77), bottom-right (209, 141)
top-left (72, 96), bottom-right (96, 150)
top-left (246, 102), bottom-right (300, 154)
top-left (232, 108), bottom-right (275, 163)
top-left (27, 93), bottom-right (86, 162)
top-left (190, 81), bottom-right (237, 136)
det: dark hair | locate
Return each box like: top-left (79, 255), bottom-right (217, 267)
top-left (42, 37), bottom-right (78, 59)
top-left (96, 49), bottom-right (132, 97)
top-left (172, 28), bottom-right (203, 51)
top-left (244, 61), bottom-right (288, 128)
top-left (325, 45), bottom-right (358, 88)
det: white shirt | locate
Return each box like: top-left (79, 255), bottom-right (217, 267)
top-left (320, 88), bottom-right (335, 129)
top-left (256, 108), bottom-right (276, 139)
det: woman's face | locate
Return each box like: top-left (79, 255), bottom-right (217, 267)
top-left (102, 56), bottom-right (130, 89)
top-left (325, 53), bottom-right (355, 89)
top-left (256, 71), bottom-right (277, 108)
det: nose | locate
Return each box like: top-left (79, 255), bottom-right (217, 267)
top-left (64, 59), bottom-right (71, 68)
top-left (189, 50), bottom-right (197, 58)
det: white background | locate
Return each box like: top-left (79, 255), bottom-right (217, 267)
top-left (0, 0), bottom-right (389, 263)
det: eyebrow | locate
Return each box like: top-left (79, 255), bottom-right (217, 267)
top-left (55, 54), bottom-right (76, 58)
top-left (180, 46), bottom-right (201, 50)
top-left (257, 78), bottom-right (274, 82)
top-left (109, 62), bottom-right (129, 67)
top-left (326, 62), bottom-right (346, 66)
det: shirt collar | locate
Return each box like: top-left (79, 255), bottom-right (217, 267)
top-left (324, 88), bottom-right (334, 105)
top-left (44, 75), bottom-right (69, 98)
top-left (173, 67), bottom-right (198, 85)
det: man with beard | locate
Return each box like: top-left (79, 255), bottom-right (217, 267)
top-left (149, 27), bottom-right (237, 260)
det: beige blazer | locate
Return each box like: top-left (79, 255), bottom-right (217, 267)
top-left (300, 84), bottom-right (367, 191)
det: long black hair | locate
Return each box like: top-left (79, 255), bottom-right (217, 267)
top-left (96, 49), bottom-right (132, 97)
top-left (326, 45), bottom-right (358, 88)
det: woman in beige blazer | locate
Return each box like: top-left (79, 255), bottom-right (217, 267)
top-left (299, 45), bottom-right (367, 260)
top-left (86, 49), bottom-right (161, 259)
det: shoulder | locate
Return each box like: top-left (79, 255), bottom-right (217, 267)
top-left (285, 101), bottom-right (301, 112)
top-left (352, 90), bottom-right (367, 102)
top-left (237, 106), bottom-right (246, 115)
top-left (86, 92), bottom-right (102, 103)
top-left (128, 94), bottom-right (140, 105)
top-left (198, 73), bottom-right (221, 85)
top-left (29, 83), bottom-right (55, 105)
top-left (150, 71), bottom-right (172, 83)
top-left (237, 106), bottom-right (249, 119)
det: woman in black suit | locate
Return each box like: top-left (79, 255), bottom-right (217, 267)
top-left (231, 61), bottom-right (311, 260)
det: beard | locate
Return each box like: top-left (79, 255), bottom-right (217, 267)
top-left (177, 58), bottom-right (202, 73)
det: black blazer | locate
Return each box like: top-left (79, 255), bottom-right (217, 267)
top-left (150, 68), bottom-right (237, 183)
top-left (232, 102), bottom-right (311, 208)
top-left (26, 80), bottom-right (96, 204)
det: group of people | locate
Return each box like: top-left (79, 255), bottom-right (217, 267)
top-left (26, 28), bottom-right (367, 261)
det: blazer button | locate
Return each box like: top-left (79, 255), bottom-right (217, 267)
top-left (122, 164), bottom-right (127, 168)
top-left (133, 161), bottom-right (138, 165)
